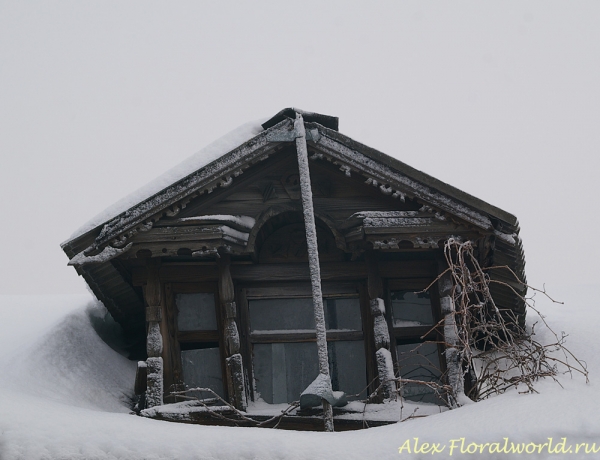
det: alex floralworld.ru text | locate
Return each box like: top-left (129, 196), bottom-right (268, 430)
top-left (398, 437), bottom-right (600, 455)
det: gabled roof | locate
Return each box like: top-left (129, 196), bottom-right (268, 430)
top-left (62, 108), bottom-right (519, 257)
top-left (61, 108), bottom-right (526, 334)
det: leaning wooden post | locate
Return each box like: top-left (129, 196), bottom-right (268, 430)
top-left (145, 259), bottom-right (164, 408)
top-left (438, 259), bottom-right (470, 407)
top-left (295, 113), bottom-right (334, 432)
top-left (217, 253), bottom-right (247, 410)
top-left (365, 251), bottom-right (396, 400)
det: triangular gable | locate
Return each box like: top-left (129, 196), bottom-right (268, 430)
top-left (63, 110), bottom-right (519, 264)
top-left (62, 109), bottom-right (524, 338)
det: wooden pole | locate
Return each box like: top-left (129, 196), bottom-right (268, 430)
top-left (294, 113), bottom-right (334, 432)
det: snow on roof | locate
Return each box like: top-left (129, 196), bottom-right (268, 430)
top-left (67, 119), bottom-right (266, 242)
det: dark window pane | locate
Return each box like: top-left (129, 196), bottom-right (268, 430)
top-left (325, 298), bottom-right (362, 331)
top-left (249, 297), bottom-right (361, 332)
top-left (253, 342), bottom-right (319, 404)
top-left (253, 340), bottom-right (367, 404)
top-left (396, 342), bottom-right (443, 404)
top-left (176, 293), bottom-right (217, 331)
top-left (328, 341), bottom-right (367, 399)
top-left (391, 290), bottom-right (434, 327)
top-left (249, 298), bottom-right (314, 332)
top-left (181, 347), bottom-right (224, 399)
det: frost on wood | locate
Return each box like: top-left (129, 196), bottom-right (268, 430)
top-left (146, 322), bottom-right (163, 357)
top-left (146, 357), bottom-right (163, 408)
top-left (66, 120), bottom-right (266, 242)
top-left (224, 320), bottom-right (241, 357)
top-left (92, 125), bottom-right (275, 246)
top-left (68, 243), bottom-right (132, 266)
top-left (353, 211), bottom-right (435, 229)
top-left (295, 113), bottom-right (333, 432)
top-left (178, 215), bottom-right (256, 231)
top-left (443, 294), bottom-right (467, 408)
top-left (445, 348), bottom-right (469, 408)
top-left (294, 114), bottom-right (329, 379)
top-left (494, 229), bottom-right (517, 245)
top-left (314, 133), bottom-right (493, 230)
top-left (375, 349), bottom-right (396, 400)
top-left (370, 297), bottom-right (386, 315)
top-left (66, 119), bottom-right (295, 254)
top-left (226, 353), bottom-right (247, 411)
top-left (373, 315), bottom-right (390, 349)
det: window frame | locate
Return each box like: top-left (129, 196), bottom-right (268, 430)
top-left (385, 278), bottom-right (446, 401)
top-left (168, 282), bottom-right (229, 402)
top-left (236, 281), bottom-right (373, 404)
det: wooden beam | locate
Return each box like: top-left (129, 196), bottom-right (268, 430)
top-left (249, 330), bottom-right (363, 343)
top-left (177, 330), bottom-right (220, 343)
top-left (132, 260), bottom-right (437, 286)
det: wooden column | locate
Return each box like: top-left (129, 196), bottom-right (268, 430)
top-left (437, 259), bottom-right (469, 407)
top-left (365, 251), bottom-right (396, 400)
top-left (145, 259), bottom-right (163, 408)
top-left (218, 254), bottom-right (247, 410)
top-left (163, 282), bottom-right (182, 400)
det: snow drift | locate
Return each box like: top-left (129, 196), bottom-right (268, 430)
top-left (0, 288), bottom-right (598, 459)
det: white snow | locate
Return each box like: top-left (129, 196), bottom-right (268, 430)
top-left (374, 297), bottom-right (386, 315)
top-left (66, 120), bottom-right (265, 242)
top-left (300, 373), bottom-right (334, 401)
top-left (220, 225), bottom-right (250, 243)
top-left (394, 320), bottom-right (425, 327)
top-left (0, 286), bottom-right (599, 459)
top-left (494, 230), bottom-right (517, 245)
top-left (178, 215), bottom-right (256, 230)
top-left (68, 243), bottom-right (132, 266)
top-left (373, 315), bottom-right (391, 345)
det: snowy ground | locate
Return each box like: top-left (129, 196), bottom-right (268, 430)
top-left (0, 288), bottom-right (598, 460)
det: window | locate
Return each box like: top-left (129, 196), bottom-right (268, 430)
top-left (388, 282), bottom-right (444, 404)
top-left (176, 290), bottom-right (225, 399)
top-left (242, 284), bottom-right (368, 405)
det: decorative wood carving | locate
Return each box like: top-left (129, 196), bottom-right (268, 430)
top-left (145, 259), bottom-right (164, 408)
top-left (281, 173), bottom-right (301, 199)
top-left (218, 254), bottom-right (247, 410)
top-left (258, 223), bottom-right (344, 263)
top-left (437, 259), bottom-right (467, 407)
top-left (260, 182), bottom-right (276, 202)
top-left (366, 251), bottom-right (395, 400)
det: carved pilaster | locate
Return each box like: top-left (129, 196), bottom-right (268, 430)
top-left (145, 260), bottom-right (164, 408)
top-left (218, 254), bottom-right (247, 410)
top-left (438, 259), bottom-right (468, 407)
top-left (365, 251), bottom-right (395, 400)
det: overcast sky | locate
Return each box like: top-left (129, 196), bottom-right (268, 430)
top-left (1, 1), bottom-right (599, 300)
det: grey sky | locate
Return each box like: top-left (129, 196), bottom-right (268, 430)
top-left (1, 1), bottom-right (598, 296)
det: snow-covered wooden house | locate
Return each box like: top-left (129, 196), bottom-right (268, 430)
top-left (61, 108), bottom-right (526, 430)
